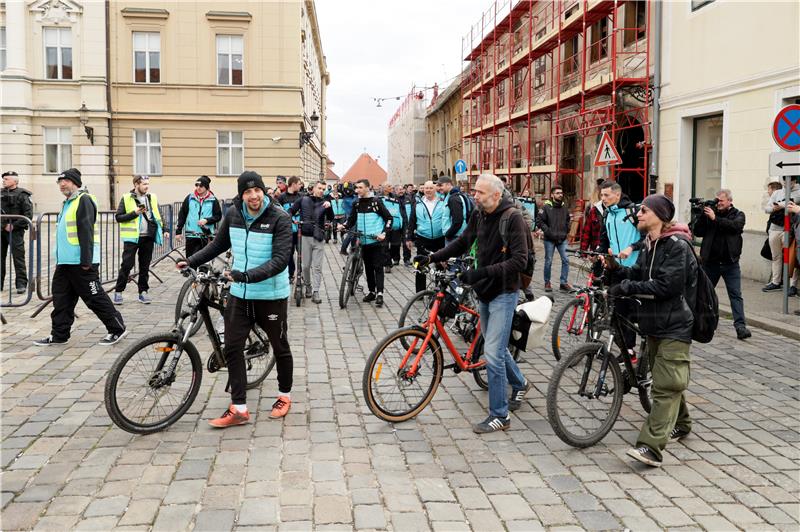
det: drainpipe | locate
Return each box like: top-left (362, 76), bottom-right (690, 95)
top-left (105, 0), bottom-right (116, 207)
top-left (649, 0), bottom-right (662, 195)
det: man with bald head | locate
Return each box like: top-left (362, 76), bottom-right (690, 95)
top-left (407, 180), bottom-right (446, 292)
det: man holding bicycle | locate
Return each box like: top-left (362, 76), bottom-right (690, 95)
top-left (416, 173), bottom-right (531, 434)
top-left (603, 194), bottom-right (697, 467)
top-left (178, 170), bottom-right (294, 426)
top-left (289, 181), bottom-right (334, 304)
top-left (338, 179), bottom-right (393, 308)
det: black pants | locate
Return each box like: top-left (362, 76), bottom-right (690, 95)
top-left (1, 229), bottom-right (27, 289)
top-left (414, 236), bottom-right (445, 292)
top-left (50, 265), bottom-right (125, 341)
top-left (185, 237), bottom-right (206, 259)
top-left (362, 243), bottom-right (386, 294)
top-left (388, 230), bottom-right (403, 265)
top-left (288, 233), bottom-right (298, 279)
top-left (224, 295), bottom-right (293, 404)
top-left (114, 237), bottom-right (155, 293)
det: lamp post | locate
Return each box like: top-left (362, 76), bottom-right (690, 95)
top-left (299, 111), bottom-right (319, 147)
top-left (79, 103), bottom-right (94, 145)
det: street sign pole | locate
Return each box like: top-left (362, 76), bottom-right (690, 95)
top-left (782, 176), bottom-right (791, 315)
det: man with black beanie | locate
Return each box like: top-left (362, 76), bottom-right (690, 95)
top-left (178, 170), bottom-right (294, 426)
top-left (176, 175), bottom-right (222, 258)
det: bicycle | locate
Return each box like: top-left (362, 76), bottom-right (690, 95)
top-left (338, 229), bottom-right (379, 309)
top-left (105, 266), bottom-right (275, 434)
top-left (293, 222), bottom-right (306, 307)
top-left (546, 289), bottom-right (653, 448)
top-left (363, 263), bottom-right (512, 422)
top-left (175, 250), bottom-right (230, 338)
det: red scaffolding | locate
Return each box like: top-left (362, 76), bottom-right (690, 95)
top-left (461, 0), bottom-right (652, 221)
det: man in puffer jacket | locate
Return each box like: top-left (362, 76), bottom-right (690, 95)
top-left (604, 194), bottom-right (697, 468)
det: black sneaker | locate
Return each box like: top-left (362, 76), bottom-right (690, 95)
top-left (384, 265), bottom-right (392, 274)
top-left (393, 261), bottom-right (400, 267)
top-left (404, 260), bottom-right (411, 267)
top-left (340, 250), bottom-right (349, 256)
top-left (362, 292), bottom-right (376, 303)
top-left (473, 415), bottom-right (510, 434)
top-left (305, 285), bottom-right (313, 298)
top-left (736, 327), bottom-right (752, 340)
top-left (375, 294), bottom-right (384, 308)
top-left (509, 380), bottom-right (532, 412)
top-left (33, 335), bottom-right (68, 346)
top-left (312, 292), bottom-right (322, 304)
top-left (99, 330), bottom-right (128, 346)
top-left (762, 282), bottom-right (781, 292)
top-left (670, 427), bottom-right (691, 441)
top-left (627, 446), bottom-right (662, 467)
top-left (559, 283), bottom-right (575, 293)
top-left (789, 286), bottom-right (798, 297)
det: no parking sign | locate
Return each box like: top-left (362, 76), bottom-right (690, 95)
top-left (773, 104), bottom-right (800, 151)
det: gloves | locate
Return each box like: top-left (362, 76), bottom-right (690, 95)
top-left (608, 283), bottom-right (626, 297)
top-left (413, 255), bottom-right (431, 269)
top-left (229, 270), bottom-right (249, 283)
top-left (459, 268), bottom-right (486, 285)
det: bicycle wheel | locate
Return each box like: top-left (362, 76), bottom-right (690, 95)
top-left (362, 326), bottom-right (444, 422)
top-left (351, 256), bottom-right (363, 296)
top-left (175, 278), bottom-right (205, 337)
top-left (636, 340), bottom-right (652, 414)
top-left (551, 297), bottom-right (589, 361)
top-left (294, 258), bottom-right (303, 307)
top-left (105, 333), bottom-right (203, 434)
top-left (398, 290), bottom-right (436, 328)
top-left (471, 337), bottom-right (522, 391)
top-left (546, 342), bottom-right (623, 448)
top-left (244, 324), bottom-right (275, 388)
top-left (339, 254), bottom-right (356, 309)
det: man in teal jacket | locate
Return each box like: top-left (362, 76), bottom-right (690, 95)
top-left (180, 170), bottom-right (294, 426)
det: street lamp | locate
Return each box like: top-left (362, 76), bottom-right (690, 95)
top-left (299, 111), bottom-right (319, 147)
top-left (79, 103), bottom-right (94, 145)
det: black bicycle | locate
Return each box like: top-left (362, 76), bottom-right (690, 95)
top-left (546, 290), bottom-right (652, 448)
top-left (174, 250), bottom-right (230, 337)
top-left (294, 223), bottom-right (305, 307)
top-left (105, 267), bottom-right (275, 434)
top-left (338, 230), bottom-right (378, 309)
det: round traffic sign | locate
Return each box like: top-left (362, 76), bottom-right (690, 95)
top-left (454, 159), bottom-right (467, 174)
top-left (773, 104), bottom-right (800, 151)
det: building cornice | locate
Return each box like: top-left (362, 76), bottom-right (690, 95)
top-left (205, 11), bottom-right (252, 22)
top-left (121, 7), bottom-right (169, 19)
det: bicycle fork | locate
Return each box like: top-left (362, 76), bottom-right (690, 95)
top-left (578, 334), bottom-right (615, 399)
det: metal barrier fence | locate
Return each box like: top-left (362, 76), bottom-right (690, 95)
top-left (0, 214), bottom-right (36, 308)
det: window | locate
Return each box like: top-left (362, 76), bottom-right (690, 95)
top-left (481, 149), bottom-right (491, 170)
top-left (133, 32), bottom-right (160, 83)
top-left (590, 18), bottom-right (608, 63)
top-left (496, 147), bottom-right (505, 168)
top-left (44, 127), bottom-right (72, 174)
top-left (533, 140), bottom-right (547, 166)
top-left (217, 131), bottom-right (244, 175)
top-left (0, 27), bottom-right (6, 71)
top-left (691, 0), bottom-right (715, 11)
top-left (482, 94), bottom-right (491, 115)
top-left (563, 36), bottom-right (579, 77)
top-left (512, 144), bottom-right (522, 168)
top-left (534, 57), bottom-right (546, 89)
top-left (134, 129), bottom-right (162, 175)
top-left (216, 35), bottom-right (243, 85)
top-left (692, 114), bottom-right (723, 200)
top-left (44, 27), bottom-right (72, 79)
top-left (561, 135), bottom-right (577, 169)
top-left (497, 80), bottom-right (506, 109)
top-left (513, 70), bottom-right (525, 99)
top-left (624, 1), bottom-right (646, 46)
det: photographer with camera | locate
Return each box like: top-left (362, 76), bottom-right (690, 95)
top-left (113, 175), bottom-right (168, 305)
top-left (693, 189), bottom-right (751, 340)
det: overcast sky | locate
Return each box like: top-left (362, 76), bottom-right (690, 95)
top-left (315, 0), bottom-right (487, 177)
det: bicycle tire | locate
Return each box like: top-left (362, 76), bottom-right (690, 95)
top-left (351, 256), bottom-right (363, 296)
top-left (339, 253), bottom-right (356, 308)
top-left (546, 342), bottom-right (623, 448)
top-left (551, 297), bottom-right (589, 361)
top-left (636, 341), bottom-right (652, 414)
top-left (245, 324), bottom-right (275, 388)
top-left (362, 326), bottom-right (444, 423)
top-left (397, 290), bottom-right (436, 329)
top-left (174, 278), bottom-right (205, 337)
top-left (471, 338), bottom-right (522, 391)
top-left (105, 333), bottom-right (202, 434)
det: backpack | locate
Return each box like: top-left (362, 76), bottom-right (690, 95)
top-left (680, 240), bottom-right (719, 343)
top-left (459, 192), bottom-right (475, 222)
top-left (499, 208), bottom-right (536, 289)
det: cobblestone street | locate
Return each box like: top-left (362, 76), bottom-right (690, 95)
top-left (1, 244), bottom-right (798, 531)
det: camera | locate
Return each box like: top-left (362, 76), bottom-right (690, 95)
top-left (689, 197), bottom-right (719, 217)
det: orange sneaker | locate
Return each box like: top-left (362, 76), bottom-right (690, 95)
top-left (269, 396), bottom-right (291, 419)
top-left (208, 405), bottom-right (250, 428)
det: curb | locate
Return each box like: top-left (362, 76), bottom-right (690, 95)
top-left (718, 303), bottom-right (800, 342)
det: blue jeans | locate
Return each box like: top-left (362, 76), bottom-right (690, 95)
top-left (543, 239), bottom-right (569, 285)
top-left (340, 231), bottom-right (353, 254)
top-left (704, 261), bottom-right (746, 329)
top-left (478, 291), bottom-right (526, 418)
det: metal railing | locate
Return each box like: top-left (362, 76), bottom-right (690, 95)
top-left (0, 214), bottom-right (36, 308)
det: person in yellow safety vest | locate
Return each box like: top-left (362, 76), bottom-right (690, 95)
top-left (112, 175), bottom-right (168, 305)
top-left (34, 168), bottom-right (127, 347)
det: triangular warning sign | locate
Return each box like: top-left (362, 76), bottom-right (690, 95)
top-left (594, 131), bottom-right (622, 167)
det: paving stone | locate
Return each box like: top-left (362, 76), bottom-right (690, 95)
top-left (314, 495), bottom-right (352, 524)
top-left (2, 501), bottom-right (48, 531)
top-left (194, 509), bottom-right (236, 531)
top-left (238, 498), bottom-right (279, 526)
top-left (490, 494), bottom-right (537, 521)
top-left (353, 505), bottom-right (386, 529)
top-left (83, 495), bottom-right (130, 517)
top-left (152, 504), bottom-right (194, 531)
top-left (117, 499), bottom-right (160, 526)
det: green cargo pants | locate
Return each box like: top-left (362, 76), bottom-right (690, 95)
top-left (636, 337), bottom-right (692, 462)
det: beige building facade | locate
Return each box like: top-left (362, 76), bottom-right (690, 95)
top-left (387, 91), bottom-right (428, 185)
top-left (656, 0), bottom-right (800, 280)
top-left (425, 77), bottom-right (463, 184)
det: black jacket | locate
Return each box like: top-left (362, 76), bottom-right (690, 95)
top-left (343, 196), bottom-right (394, 238)
top-left (614, 224), bottom-right (697, 343)
top-left (187, 199), bottom-right (292, 283)
top-left (289, 195), bottom-right (334, 240)
top-left (693, 206), bottom-right (745, 264)
top-left (70, 193), bottom-right (98, 267)
top-left (443, 189), bottom-right (467, 240)
top-left (1, 187), bottom-right (33, 230)
top-left (430, 199), bottom-right (528, 303)
top-left (115, 192), bottom-right (159, 238)
top-left (537, 200), bottom-right (570, 243)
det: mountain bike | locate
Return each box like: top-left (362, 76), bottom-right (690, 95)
top-left (338, 230), bottom-right (378, 309)
top-left (175, 250), bottom-right (230, 338)
top-left (363, 263), bottom-right (507, 422)
top-left (546, 289), bottom-right (652, 448)
top-left (105, 267), bottom-right (275, 434)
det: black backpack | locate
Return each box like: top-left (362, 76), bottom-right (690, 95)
top-left (499, 208), bottom-right (536, 289)
top-left (681, 240), bottom-right (719, 343)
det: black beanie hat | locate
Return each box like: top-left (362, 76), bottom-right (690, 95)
top-left (57, 168), bottom-right (82, 187)
top-left (238, 171), bottom-right (266, 197)
top-left (641, 193), bottom-right (675, 223)
top-left (195, 175), bottom-right (211, 189)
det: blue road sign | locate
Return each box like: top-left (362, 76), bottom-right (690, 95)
top-left (773, 104), bottom-right (800, 151)
top-left (454, 159), bottom-right (467, 174)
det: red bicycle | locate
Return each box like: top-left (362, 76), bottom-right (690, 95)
top-left (362, 260), bottom-right (495, 422)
